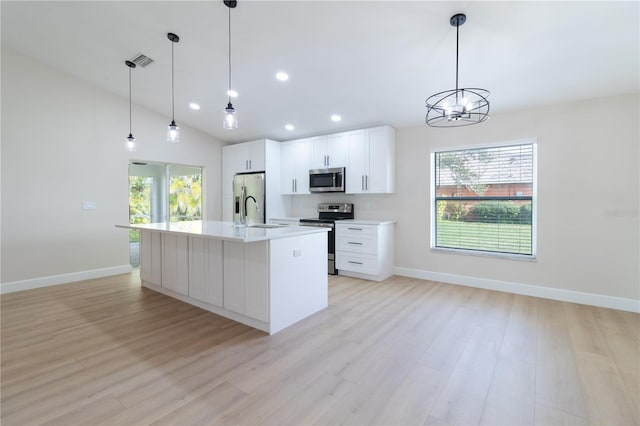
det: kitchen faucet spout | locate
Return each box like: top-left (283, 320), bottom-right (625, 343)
top-left (243, 195), bottom-right (258, 225)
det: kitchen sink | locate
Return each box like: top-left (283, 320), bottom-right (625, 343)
top-left (248, 223), bottom-right (288, 229)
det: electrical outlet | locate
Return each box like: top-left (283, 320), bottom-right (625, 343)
top-left (82, 200), bottom-right (97, 210)
top-left (293, 249), bottom-right (302, 257)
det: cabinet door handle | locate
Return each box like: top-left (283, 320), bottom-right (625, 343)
top-left (361, 175), bottom-right (364, 191)
top-left (294, 178), bottom-right (297, 192)
top-left (348, 261), bottom-right (363, 265)
top-left (249, 159), bottom-right (252, 169)
top-left (292, 179), bottom-right (295, 193)
top-left (365, 175), bottom-right (368, 190)
top-left (347, 242), bottom-right (363, 245)
top-left (327, 155), bottom-right (330, 166)
top-left (347, 227), bottom-right (363, 231)
top-left (245, 160), bottom-right (248, 170)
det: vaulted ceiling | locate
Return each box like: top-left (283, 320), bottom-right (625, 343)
top-left (2, 1), bottom-right (638, 143)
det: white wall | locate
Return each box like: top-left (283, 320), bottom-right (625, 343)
top-left (1, 49), bottom-right (224, 284)
top-left (292, 94), bottom-right (640, 303)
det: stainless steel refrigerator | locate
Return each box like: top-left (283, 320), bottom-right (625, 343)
top-left (232, 172), bottom-right (265, 225)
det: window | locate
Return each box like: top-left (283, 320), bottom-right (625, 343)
top-left (432, 142), bottom-right (536, 257)
top-left (128, 161), bottom-right (203, 267)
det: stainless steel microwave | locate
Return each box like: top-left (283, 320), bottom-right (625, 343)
top-left (309, 167), bottom-right (345, 193)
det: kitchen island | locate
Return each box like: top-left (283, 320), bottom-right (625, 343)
top-left (117, 221), bottom-right (329, 334)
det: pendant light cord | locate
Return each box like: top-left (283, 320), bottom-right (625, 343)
top-left (129, 66), bottom-right (133, 134)
top-left (228, 5), bottom-right (231, 104)
top-left (455, 21), bottom-right (459, 93)
top-left (171, 40), bottom-right (175, 121)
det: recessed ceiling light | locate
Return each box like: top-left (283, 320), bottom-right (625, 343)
top-left (227, 89), bottom-right (238, 98)
top-left (285, 124), bottom-right (295, 131)
top-left (189, 103), bottom-right (200, 110)
top-left (330, 114), bottom-right (342, 122)
top-left (276, 72), bottom-right (289, 81)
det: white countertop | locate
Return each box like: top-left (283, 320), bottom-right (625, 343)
top-left (268, 217), bottom-right (302, 223)
top-left (117, 221), bottom-right (329, 242)
top-left (338, 219), bottom-right (397, 225)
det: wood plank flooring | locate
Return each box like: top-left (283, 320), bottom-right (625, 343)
top-left (1, 272), bottom-right (638, 425)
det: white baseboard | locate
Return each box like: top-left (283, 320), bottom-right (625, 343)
top-left (394, 266), bottom-right (640, 313)
top-left (0, 265), bottom-right (133, 294)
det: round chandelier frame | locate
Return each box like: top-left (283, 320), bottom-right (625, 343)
top-left (425, 13), bottom-right (490, 127)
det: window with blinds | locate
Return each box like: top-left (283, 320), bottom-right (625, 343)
top-left (433, 143), bottom-right (536, 256)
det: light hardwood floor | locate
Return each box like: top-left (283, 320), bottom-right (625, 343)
top-left (1, 271), bottom-right (639, 425)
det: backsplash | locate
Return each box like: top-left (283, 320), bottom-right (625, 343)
top-left (288, 194), bottom-right (400, 221)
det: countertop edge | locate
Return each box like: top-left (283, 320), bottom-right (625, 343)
top-left (115, 223), bottom-right (329, 243)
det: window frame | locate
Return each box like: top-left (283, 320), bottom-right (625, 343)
top-left (430, 139), bottom-right (538, 260)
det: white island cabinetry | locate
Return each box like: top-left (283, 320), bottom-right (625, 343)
top-left (129, 221), bottom-right (328, 334)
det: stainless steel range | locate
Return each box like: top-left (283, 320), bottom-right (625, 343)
top-left (300, 203), bottom-right (354, 275)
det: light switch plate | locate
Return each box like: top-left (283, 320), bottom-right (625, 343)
top-left (82, 200), bottom-right (97, 210)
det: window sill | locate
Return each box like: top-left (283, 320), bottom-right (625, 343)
top-left (431, 247), bottom-right (537, 262)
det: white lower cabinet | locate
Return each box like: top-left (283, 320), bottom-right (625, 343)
top-left (223, 241), bottom-right (269, 322)
top-left (189, 237), bottom-right (223, 307)
top-left (335, 222), bottom-right (395, 282)
top-left (161, 234), bottom-right (189, 295)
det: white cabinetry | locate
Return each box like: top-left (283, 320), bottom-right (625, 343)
top-left (140, 230), bottom-right (162, 286)
top-left (280, 138), bottom-right (310, 194)
top-left (335, 222), bottom-right (395, 282)
top-left (222, 139), bottom-right (285, 222)
top-left (311, 133), bottom-right (347, 168)
top-left (189, 237), bottom-right (223, 307)
top-left (223, 241), bottom-right (269, 322)
top-left (346, 125), bottom-right (395, 194)
top-left (224, 140), bottom-right (266, 175)
top-left (161, 234), bottom-right (189, 295)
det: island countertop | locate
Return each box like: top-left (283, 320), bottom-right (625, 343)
top-left (116, 220), bottom-right (329, 243)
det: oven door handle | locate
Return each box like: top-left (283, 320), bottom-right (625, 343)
top-left (299, 222), bottom-right (334, 229)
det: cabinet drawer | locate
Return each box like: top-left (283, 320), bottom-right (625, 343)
top-left (336, 235), bottom-right (377, 254)
top-left (336, 252), bottom-right (379, 275)
top-left (336, 223), bottom-right (378, 238)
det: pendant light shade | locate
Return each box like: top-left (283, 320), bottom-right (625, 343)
top-left (125, 60), bottom-right (137, 152)
top-left (425, 14), bottom-right (490, 127)
top-left (223, 0), bottom-right (238, 130)
top-left (166, 32), bottom-right (181, 142)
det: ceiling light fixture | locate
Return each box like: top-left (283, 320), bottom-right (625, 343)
top-left (223, 0), bottom-right (238, 130)
top-left (285, 124), bottom-right (295, 131)
top-left (330, 114), bottom-right (341, 122)
top-left (125, 60), bottom-right (136, 152)
top-left (425, 13), bottom-right (489, 127)
top-left (189, 102), bottom-right (200, 110)
top-left (276, 72), bottom-right (289, 81)
top-left (166, 32), bottom-right (181, 142)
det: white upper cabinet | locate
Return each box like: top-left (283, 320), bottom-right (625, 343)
top-left (346, 125), bottom-right (395, 194)
top-left (280, 138), bottom-right (311, 195)
top-left (311, 133), bottom-right (347, 168)
top-left (223, 140), bottom-right (267, 196)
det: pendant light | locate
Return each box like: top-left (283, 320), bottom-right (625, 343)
top-left (167, 32), bottom-right (181, 142)
top-left (425, 13), bottom-right (490, 127)
top-left (125, 60), bottom-right (137, 152)
top-left (223, 0), bottom-right (238, 130)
